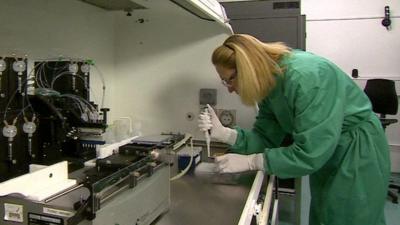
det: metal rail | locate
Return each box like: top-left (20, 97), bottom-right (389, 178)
top-left (238, 171), bottom-right (264, 225)
top-left (259, 175), bottom-right (276, 225)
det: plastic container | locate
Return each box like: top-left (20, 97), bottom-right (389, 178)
top-left (177, 146), bottom-right (202, 173)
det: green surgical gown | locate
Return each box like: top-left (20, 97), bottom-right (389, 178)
top-left (230, 50), bottom-right (390, 225)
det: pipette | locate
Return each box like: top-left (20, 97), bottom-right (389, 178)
top-left (203, 108), bottom-right (211, 158)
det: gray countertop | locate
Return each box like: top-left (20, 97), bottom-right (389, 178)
top-left (153, 170), bottom-right (256, 225)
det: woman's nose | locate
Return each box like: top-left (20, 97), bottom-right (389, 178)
top-left (227, 86), bottom-right (236, 93)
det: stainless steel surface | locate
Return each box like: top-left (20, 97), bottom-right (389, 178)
top-left (153, 171), bottom-right (254, 225)
top-left (44, 184), bottom-right (84, 203)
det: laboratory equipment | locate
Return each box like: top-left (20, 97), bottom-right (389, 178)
top-left (2, 118), bottom-right (18, 164)
top-left (12, 58), bottom-right (27, 94)
top-left (0, 57), bottom-right (106, 180)
top-left (0, 133), bottom-right (188, 225)
top-left (177, 146), bottom-right (202, 172)
top-left (0, 57), bottom-right (6, 96)
top-left (68, 62), bottom-right (79, 92)
top-left (80, 62), bottom-right (90, 89)
top-left (23, 115), bottom-right (37, 158)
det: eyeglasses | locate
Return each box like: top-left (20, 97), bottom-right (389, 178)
top-left (221, 71), bottom-right (237, 87)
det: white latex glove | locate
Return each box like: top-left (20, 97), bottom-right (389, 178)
top-left (215, 153), bottom-right (265, 173)
top-left (198, 104), bottom-right (237, 145)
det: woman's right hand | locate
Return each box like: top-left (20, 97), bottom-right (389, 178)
top-left (198, 104), bottom-right (237, 145)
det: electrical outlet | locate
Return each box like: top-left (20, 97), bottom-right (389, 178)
top-left (216, 109), bottom-right (236, 127)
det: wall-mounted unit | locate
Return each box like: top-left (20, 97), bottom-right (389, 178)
top-left (222, 0), bottom-right (305, 49)
top-left (78, 0), bottom-right (233, 34)
top-left (170, 0), bottom-right (232, 33)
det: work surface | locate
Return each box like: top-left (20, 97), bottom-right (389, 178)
top-left (153, 171), bottom-right (255, 225)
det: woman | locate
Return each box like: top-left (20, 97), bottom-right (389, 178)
top-left (199, 34), bottom-right (390, 225)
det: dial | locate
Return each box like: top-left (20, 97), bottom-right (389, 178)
top-left (12, 60), bottom-right (26, 73)
top-left (68, 63), bottom-right (79, 74)
top-left (0, 59), bottom-right (6, 72)
top-left (81, 63), bottom-right (90, 74)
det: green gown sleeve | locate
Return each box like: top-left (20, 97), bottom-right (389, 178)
top-left (230, 100), bottom-right (287, 154)
top-left (264, 63), bottom-right (345, 178)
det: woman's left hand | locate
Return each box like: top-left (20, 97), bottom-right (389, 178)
top-left (214, 153), bottom-right (264, 173)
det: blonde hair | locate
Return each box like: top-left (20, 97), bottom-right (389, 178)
top-left (212, 34), bottom-right (291, 106)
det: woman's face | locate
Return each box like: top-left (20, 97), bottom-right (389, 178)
top-left (215, 65), bottom-right (238, 94)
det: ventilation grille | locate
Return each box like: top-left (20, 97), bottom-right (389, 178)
top-left (79, 0), bottom-right (146, 11)
top-left (273, 1), bottom-right (300, 10)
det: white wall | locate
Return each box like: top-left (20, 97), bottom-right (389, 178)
top-left (303, 0), bottom-right (400, 77)
top-left (302, 0), bottom-right (400, 171)
top-left (111, 1), bottom-right (257, 138)
top-left (0, 0), bottom-right (115, 113)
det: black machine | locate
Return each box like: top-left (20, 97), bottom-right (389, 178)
top-left (0, 57), bottom-right (108, 181)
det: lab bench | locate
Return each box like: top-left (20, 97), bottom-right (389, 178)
top-left (153, 172), bottom-right (254, 225)
top-left (153, 141), bottom-right (279, 225)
